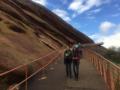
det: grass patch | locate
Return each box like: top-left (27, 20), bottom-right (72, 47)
top-left (104, 47), bottom-right (120, 64)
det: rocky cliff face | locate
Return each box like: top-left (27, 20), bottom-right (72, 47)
top-left (0, 0), bottom-right (94, 89)
top-left (0, 0), bottom-right (93, 74)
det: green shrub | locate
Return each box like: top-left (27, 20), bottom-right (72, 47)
top-left (104, 47), bottom-right (120, 64)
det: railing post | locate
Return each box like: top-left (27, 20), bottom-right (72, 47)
top-left (104, 62), bottom-right (107, 84)
top-left (25, 66), bottom-right (28, 90)
top-left (84, 49), bottom-right (120, 90)
top-left (99, 59), bottom-right (102, 75)
top-left (97, 58), bottom-right (100, 72)
top-left (106, 63), bottom-right (114, 90)
top-left (101, 60), bottom-right (104, 76)
top-left (98, 58), bottom-right (102, 75)
top-left (115, 71), bottom-right (120, 90)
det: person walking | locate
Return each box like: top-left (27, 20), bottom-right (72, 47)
top-left (72, 44), bottom-right (82, 80)
top-left (64, 47), bottom-right (73, 78)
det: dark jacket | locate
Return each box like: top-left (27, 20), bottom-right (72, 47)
top-left (64, 49), bottom-right (73, 64)
top-left (72, 47), bottom-right (82, 62)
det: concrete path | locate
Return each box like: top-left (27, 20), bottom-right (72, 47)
top-left (28, 57), bottom-right (66, 90)
top-left (27, 58), bottom-right (107, 90)
top-left (65, 59), bottom-right (107, 90)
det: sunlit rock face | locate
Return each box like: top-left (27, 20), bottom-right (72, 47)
top-left (0, 0), bottom-right (93, 74)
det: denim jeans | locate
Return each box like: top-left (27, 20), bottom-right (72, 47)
top-left (65, 63), bottom-right (72, 78)
top-left (73, 61), bottom-right (80, 80)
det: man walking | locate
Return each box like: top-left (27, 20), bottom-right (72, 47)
top-left (72, 42), bottom-right (102, 80)
top-left (72, 44), bottom-right (82, 80)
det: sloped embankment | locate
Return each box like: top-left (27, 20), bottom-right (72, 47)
top-left (0, 0), bottom-right (93, 89)
top-left (0, 0), bottom-right (64, 89)
top-left (0, 0), bottom-right (93, 74)
top-left (0, 0), bottom-right (64, 74)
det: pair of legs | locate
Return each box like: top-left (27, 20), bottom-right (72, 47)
top-left (73, 61), bottom-right (80, 80)
top-left (65, 63), bottom-right (72, 78)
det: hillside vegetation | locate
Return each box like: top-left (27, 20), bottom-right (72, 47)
top-left (104, 47), bottom-right (120, 64)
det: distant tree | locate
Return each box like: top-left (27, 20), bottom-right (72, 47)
top-left (117, 47), bottom-right (120, 52)
top-left (104, 47), bottom-right (120, 64)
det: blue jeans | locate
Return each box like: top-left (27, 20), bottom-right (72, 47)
top-left (73, 61), bottom-right (80, 80)
top-left (65, 63), bottom-right (72, 78)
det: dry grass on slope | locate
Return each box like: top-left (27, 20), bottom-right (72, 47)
top-left (0, 15), bottom-right (53, 74)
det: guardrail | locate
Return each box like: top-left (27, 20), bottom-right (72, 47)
top-left (0, 49), bottom-right (64, 90)
top-left (83, 48), bottom-right (120, 90)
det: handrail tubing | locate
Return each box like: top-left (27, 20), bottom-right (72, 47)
top-left (0, 51), bottom-right (56, 77)
top-left (84, 49), bottom-right (120, 90)
top-left (88, 49), bottom-right (120, 70)
top-left (10, 50), bottom-right (62, 90)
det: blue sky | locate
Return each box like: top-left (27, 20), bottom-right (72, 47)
top-left (32, 0), bottom-right (120, 48)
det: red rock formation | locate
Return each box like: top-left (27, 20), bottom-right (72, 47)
top-left (0, 0), bottom-right (93, 74)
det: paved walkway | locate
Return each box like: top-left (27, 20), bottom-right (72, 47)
top-left (65, 59), bottom-right (107, 90)
top-left (27, 58), bottom-right (107, 90)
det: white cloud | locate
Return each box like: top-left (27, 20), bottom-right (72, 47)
top-left (99, 21), bottom-right (115, 32)
top-left (68, 0), bottom-right (110, 14)
top-left (52, 9), bottom-right (71, 22)
top-left (90, 32), bottom-right (120, 48)
top-left (89, 8), bottom-right (101, 13)
top-left (32, 0), bottom-right (47, 6)
top-left (72, 13), bottom-right (77, 18)
top-left (101, 33), bottom-right (120, 48)
top-left (90, 34), bottom-right (98, 39)
top-left (86, 15), bottom-right (95, 19)
top-left (85, 8), bottom-right (101, 19)
top-left (111, 13), bottom-right (120, 17)
top-left (90, 21), bottom-right (120, 48)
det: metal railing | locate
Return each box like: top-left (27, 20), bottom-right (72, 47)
top-left (1, 48), bottom-right (119, 90)
top-left (83, 48), bottom-right (120, 90)
top-left (0, 49), bottom-right (64, 90)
